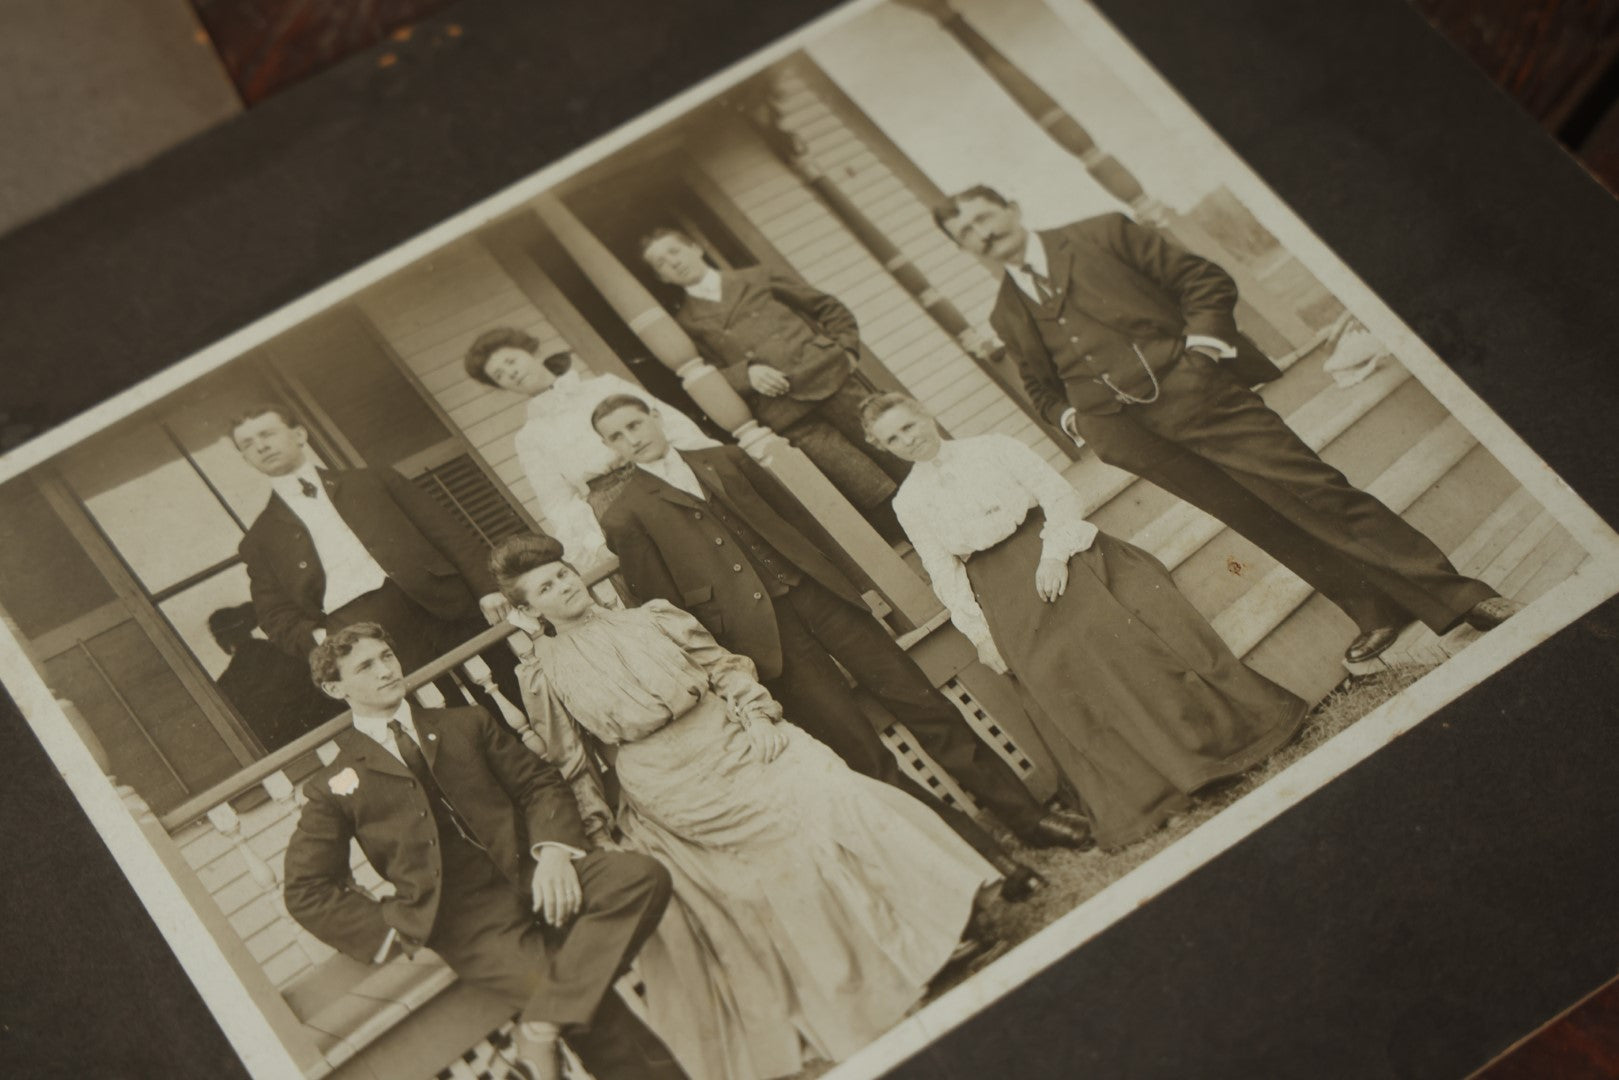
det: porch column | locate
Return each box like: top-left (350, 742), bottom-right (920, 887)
top-left (733, 68), bottom-right (1079, 458)
top-left (894, 0), bottom-right (1161, 219)
top-left (527, 193), bottom-right (941, 625)
top-left (893, 0), bottom-right (1317, 352)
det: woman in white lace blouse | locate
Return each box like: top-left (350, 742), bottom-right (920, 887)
top-left (863, 392), bottom-right (1307, 850)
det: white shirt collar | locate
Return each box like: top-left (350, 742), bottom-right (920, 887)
top-left (1006, 232), bottom-right (1050, 298)
top-left (638, 447), bottom-right (705, 499)
top-left (351, 698), bottom-right (417, 756)
top-left (684, 267), bottom-right (724, 304)
top-left (269, 458), bottom-right (324, 503)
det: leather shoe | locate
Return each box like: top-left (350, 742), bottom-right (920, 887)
top-left (1344, 624), bottom-right (1405, 663)
top-left (1021, 811), bottom-right (1095, 850)
top-left (1465, 595), bottom-right (1523, 631)
top-left (991, 857), bottom-right (1042, 902)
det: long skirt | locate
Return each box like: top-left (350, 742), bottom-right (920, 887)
top-left (967, 510), bottom-right (1307, 850)
top-left (614, 692), bottom-right (997, 1080)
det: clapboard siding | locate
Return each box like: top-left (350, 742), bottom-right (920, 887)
top-left (355, 240), bottom-right (568, 535)
top-left (690, 101), bottom-right (1064, 466)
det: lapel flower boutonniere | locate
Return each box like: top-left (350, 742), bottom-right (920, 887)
top-left (328, 767), bottom-right (360, 796)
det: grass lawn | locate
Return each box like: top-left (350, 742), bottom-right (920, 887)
top-left (940, 662), bottom-right (1438, 991)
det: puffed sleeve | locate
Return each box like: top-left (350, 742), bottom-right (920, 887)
top-left (515, 420), bottom-right (611, 566)
top-left (892, 479), bottom-right (996, 651)
top-left (644, 600), bottom-right (782, 724)
top-left (994, 435), bottom-right (1099, 563)
top-left (514, 656), bottom-right (616, 844)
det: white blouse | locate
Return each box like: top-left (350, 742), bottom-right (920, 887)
top-left (513, 370), bottom-right (719, 564)
top-left (892, 434), bottom-right (1098, 650)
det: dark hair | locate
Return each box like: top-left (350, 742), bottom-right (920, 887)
top-left (309, 622), bottom-right (397, 686)
top-left (488, 532), bottom-right (571, 608)
top-left (227, 402), bottom-right (300, 444)
top-left (463, 326), bottom-right (542, 387)
top-left (207, 603), bottom-right (259, 654)
top-left (930, 184), bottom-right (1012, 237)
top-left (589, 392), bottom-right (654, 433)
top-left (636, 226), bottom-right (696, 261)
top-left (542, 350), bottom-right (574, 376)
top-left (858, 391), bottom-right (928, 442)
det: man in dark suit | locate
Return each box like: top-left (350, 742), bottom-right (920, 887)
top-left (639, 227), bottom-right (908, 540)
top-left (934, 186), bottom-right (1519, 662)
top-left (284, 622), bottom-right (684, 1080)
top-left (230, 403), bottom-right (521, 703)
top-left (590, 393), bottom-right (1091, 891)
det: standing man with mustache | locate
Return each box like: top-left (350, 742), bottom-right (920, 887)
top-left (934, 187), bottom-right (1518, 663)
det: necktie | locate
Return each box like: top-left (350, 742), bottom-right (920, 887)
top-left (299, 477), bottom-right (318, 499)
top-left (388, 719), bottom-right (482, 848)
top-left (1023, 266), bottom-right (1057, 307)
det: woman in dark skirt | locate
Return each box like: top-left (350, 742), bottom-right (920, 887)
top-left (862, 392), bottom-right (1307, 850)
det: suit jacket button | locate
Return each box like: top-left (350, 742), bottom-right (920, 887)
top-left (1069, 336), bottom-right (1080, 344)
top-left (298, 561), bottom-right (308, 570)
top-left (714, 537), bottom-right (724, 546)
top-left (752, 592), bottom-right (763, 600)
top-left (732, 564), bottom-right (743, 572)
top-left (428, 837), bottom-right (437, 846)
top-left (693, 511), bottom-right (702, 519)
top-left (418, 810), bottom-right (427, 818)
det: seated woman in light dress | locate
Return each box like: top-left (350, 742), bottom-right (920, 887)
top-left (861, 392), bottom-right (1308, 851)
top-left (490, 532), bottom-right (999, 1080)
top-left (464, 327), bottom-right (720, 570)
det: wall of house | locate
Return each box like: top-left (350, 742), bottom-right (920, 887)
top-left (354, 240), bottom-right (569, 534)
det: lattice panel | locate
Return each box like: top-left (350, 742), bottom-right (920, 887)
top-left (876, 676), bottom-right (1039, 817)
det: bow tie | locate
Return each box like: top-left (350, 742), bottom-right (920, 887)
top-left (299, 477), bottom-right (318, 499)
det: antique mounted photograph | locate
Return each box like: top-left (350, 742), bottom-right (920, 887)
top-left (2, 1), bottom-right (1617, 1079)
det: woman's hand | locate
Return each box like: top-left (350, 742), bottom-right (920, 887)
top-left (506, 608), bottom-right (545, 638)
top-left (740, 720), bottom-right (790, 763)
top-left (1035, 557), bottom-right (1069, 603)
top-left (1036, 563), bottom-right (1075, 605)
top-left (975, 637), bottom-right (1010, 675)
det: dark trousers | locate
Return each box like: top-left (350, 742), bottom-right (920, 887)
top-left (782, 381), bottom-right (910, 540)
top-left (327, 579), bottom-right (524, 717)
top-left (763, 577), bottom-right (1048, 848)
top-left (1072, 355), bottom-right (1497, 634)
top-left (425, 842), bottom-right (685, 1080)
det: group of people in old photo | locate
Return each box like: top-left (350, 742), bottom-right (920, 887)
top-left (211, 197), bottom-right (1529, 1080)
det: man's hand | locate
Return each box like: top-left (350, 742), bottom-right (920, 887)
top-left (479, 592), bottom-right (513, 625)
top-left (739, 720), bottom-right (790, 763)
top-left (530, 847), bottom-right (582, 927)
top-left (1035, 557), bottom-right (1069, 603)
top-left (975, 637), bottom-right (1010, 675)
top-left (747, 365), bottom-right (792, 397)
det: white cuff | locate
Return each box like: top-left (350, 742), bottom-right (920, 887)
top-left (1185, 334), bottom-right (1236, 359)
top-left (531, 841), bottom-right (587, 861)
top-left (1059, 407), bottom-right (1080, 438)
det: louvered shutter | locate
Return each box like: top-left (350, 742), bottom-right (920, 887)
top-left (410, 452), bottom-right (528, 549)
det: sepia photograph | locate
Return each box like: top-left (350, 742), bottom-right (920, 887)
top-left (2, 1), bottom-right (1618, 1078)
